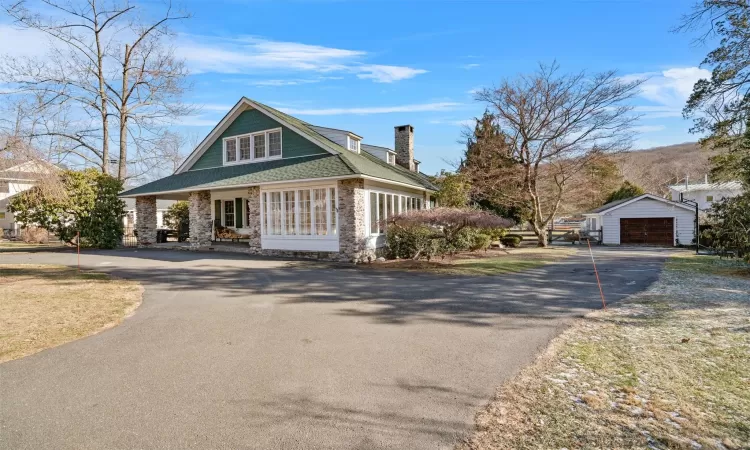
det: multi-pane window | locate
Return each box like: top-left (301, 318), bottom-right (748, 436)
top-left (299, 190), bottom-right (312, 235)
top-left (239, 136), bottom-right (252, 160)
top-left (348, 137), bottom-right (359, 152)
top-left (329, 187), bottom-right (337, 235)
top-left (370, 192), bottom-right (378, 235)
top-left (284, 191), bottom-right (296, 235)
top-left (223, 128), bottom-right (282, 165)
top-left (268, 192), bottom-right (282, 235)
top-left (254, 134), bottom-right (266, 159)
top-left (224, 200), bottom-right (235, 227)
top-left (225, 139), bottom-right (237, 162)
top-left (368, 192), bottom-right (425, 235)
top-left (262, 187), bottom-right (337, 237)
top-left (268, 131), bottom-right (282, 157)
top-left (314, 189), bottom-right (328, 235)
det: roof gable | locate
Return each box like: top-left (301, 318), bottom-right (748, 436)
top-left (176, 98), bottom-right (340, 173)
top-left (585, 194), bottom-right (696, 215)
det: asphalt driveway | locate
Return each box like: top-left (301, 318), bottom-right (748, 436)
top-left (0, 247), bottom-right (672, 449)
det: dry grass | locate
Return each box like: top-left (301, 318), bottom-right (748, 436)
top-left (364, 247), bottom-right (577, 276)
top-left (460, 255), bottom-right (750, 450)
top-left (0, 264), bottom-right (143, 363)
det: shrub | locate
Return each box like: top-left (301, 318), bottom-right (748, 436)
top-left (469, 232), bottom-right (492, 251)
top-left (384, 207), bottom-right (513, 259)
top-left (22, 226), bottom-right (49, 244)
top-left (501, 234), bottom-right (523, 248)
top-left (164, 201), bottom-right (189, 230)
top-left (385, 224), bottom-right (438, 260)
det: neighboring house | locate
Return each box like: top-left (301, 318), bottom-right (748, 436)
top-left (0, 160), bottom-right (55, 235)
top-left (122, 198), bottom-right (177, 229)
top-left (583, 194), bottom-right (696, 246)
top-left (119, 97), bottom-right (438, 262)
top-left (668, 176), bottom-right (743, 211)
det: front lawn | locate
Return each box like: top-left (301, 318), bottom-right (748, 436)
top-left (460, 255), bottom-right (750, 449)
top-left (0, 264), bottom-right (142, 363)
top-left (365, 247), bottom-right (576, 276)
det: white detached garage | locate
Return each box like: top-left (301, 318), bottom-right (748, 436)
top-left (583, 194), bottom-right (696, 246)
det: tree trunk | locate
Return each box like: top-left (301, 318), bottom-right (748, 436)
top-left (118, 44), bottom-right (129, 181)
top-left (537, 230), bottom-right (548, 247)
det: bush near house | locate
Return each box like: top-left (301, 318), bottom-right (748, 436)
top-left (501, 234), bottom-right (523, 248)
top-left (384, 207), bottom-right (513, 260)
top-left (8, 169), bottom-right (126, 249)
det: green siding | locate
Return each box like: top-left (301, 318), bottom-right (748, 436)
top-left (189, 109), bottom-right (328, 171)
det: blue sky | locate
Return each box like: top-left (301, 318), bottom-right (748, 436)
top-left (1, 0), bottom-right (713, 175)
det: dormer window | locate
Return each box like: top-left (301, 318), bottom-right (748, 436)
top-left (387, 152), bottom-right (396, 165)
top-left (347, 136), bottom-right (360, 153)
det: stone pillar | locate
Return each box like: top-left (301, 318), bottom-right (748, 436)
top-left (135, 196), bottom-right (157, 246)
top-left (246, 186), bottom-right (261, 253)
top-left (188, 191), bottom-right (212, 246)
top-left (338, 179), bottom-right (372, 263)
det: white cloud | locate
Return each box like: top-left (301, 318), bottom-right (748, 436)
top-left (624, 66), bottom-right (711, 119)
top-left (280, 102), bottom-right (460, 116)
top-left (461, 63), bottom-right (480, 70)
top-left (429, 119), bottom-right (475, 127)
top-left (175, 35), bottom-right (426, 83)
top-left (356, 65), bottom-right (427, 83)
top-left (0, 24), bottom-right (54, 58)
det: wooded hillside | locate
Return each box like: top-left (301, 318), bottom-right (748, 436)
top-left (615, 142), bottom-right (714, 197)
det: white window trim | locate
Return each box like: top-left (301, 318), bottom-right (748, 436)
top-left (366, 189), bottom-right (425, 236)
top-left (260, 184), bottom-right (338, 239)
top-left (386, 152), bottom-right (396, 165)
top-left (223, 127), bottom-right (283, 166)
top-left (346, 136), bottom-right (360, 154)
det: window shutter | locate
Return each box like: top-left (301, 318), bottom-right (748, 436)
top-left (235, 198), bottom-right (243, 228)
top-left (214, 200), bottom-right (221, 226)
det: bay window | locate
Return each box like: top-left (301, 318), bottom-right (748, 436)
top-left (223, 128), bottom-right (282, 165)
top-left (262, 186), bottom-right (337, 237)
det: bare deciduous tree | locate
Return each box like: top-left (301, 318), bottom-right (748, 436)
top-left (0, 0), bottom-right (191, 180)
top-left (473, 63), bottom-right (643, 246)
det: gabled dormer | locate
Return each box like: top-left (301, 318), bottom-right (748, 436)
top-left (309, 126), bottom-right (362, 154)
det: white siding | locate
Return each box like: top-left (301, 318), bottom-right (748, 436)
top-left (599, 198), bottom-right (695, 245)
top-left (669, 187), bottom-right (742, 210)
top-left (309, 126), bottom-right (349, 148)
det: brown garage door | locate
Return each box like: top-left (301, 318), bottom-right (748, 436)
top-left (620, 218), bottom-right (674, 245)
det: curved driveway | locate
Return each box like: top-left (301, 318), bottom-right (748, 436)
top-left (0, 247), bottom-right (670, 449)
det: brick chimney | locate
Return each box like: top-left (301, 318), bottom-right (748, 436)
top-left (394, 125), bottom-right (415, 171)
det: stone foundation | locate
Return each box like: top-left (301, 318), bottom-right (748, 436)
top-left (135, 196), bottom-right (157, 246)
top-left (188, 191), bottom-right (212, 246)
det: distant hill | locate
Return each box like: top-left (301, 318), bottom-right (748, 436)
top-left (615, 142), bottom-right (715, 197)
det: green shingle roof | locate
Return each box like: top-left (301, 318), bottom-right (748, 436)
top-left (121, 97), bottom-right (437, 197)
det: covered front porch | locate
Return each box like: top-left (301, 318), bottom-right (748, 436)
top-left (129, 179), bottom-right (363, 261)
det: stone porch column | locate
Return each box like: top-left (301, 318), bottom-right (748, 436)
top-left (338, 179), bottom-right (372, 263)
top-left (188, 191), bottom-right (212, 246)
top-left (246, 186), bottom-right (261, 253)
top-left (135, 196), bottom-right (157, 246)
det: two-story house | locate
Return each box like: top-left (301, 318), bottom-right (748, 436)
top-left (668, 176), bottom-right (743, 211)
top-left (0, 160), bottom-right (56, 236)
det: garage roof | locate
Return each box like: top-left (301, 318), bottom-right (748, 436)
top-left (585, 194), bottom-right (696, 215)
